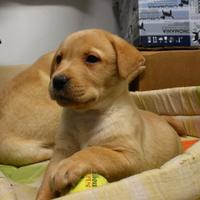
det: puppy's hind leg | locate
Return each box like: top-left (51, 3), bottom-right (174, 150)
top-left (0, 137), bottom-right (54, 166)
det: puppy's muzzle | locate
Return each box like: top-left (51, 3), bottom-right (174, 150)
top-left (52, 75), bottom-right (70, 91)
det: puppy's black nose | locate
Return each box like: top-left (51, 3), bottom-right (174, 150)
top-left (52, 75), bottom-right (69, 91)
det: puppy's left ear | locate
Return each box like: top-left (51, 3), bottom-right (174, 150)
top-left (108, 34), bottom-right (145, 81)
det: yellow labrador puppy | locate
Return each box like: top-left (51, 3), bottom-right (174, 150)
top-left (37, 29), bottom-right (183, 200)
top-left (0, 52), bottom-right (61, 166)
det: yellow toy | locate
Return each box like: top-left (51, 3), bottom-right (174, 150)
top-left (69, 173), bottom-right (108, 194)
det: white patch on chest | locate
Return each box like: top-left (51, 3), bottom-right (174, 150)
top-left (63, 106), bottom-right (134, 149)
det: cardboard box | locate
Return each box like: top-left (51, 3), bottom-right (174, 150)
top-left (113, 0), bottom-right (200, 48)
top-left (129, 50), bottom-right (200, 91)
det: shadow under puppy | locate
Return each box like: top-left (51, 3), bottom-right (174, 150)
top-left (37, 29), bottom-right (183, 199)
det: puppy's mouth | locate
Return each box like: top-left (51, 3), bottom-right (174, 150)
top-left (51, 93), bottom-right (96, 108)
top-left (54, 95), bottom-right (74, 104)
top-left (49, 81), bottom-right (98, 108)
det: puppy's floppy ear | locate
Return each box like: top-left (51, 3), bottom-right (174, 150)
top-left (108, 33), bottom-right (145, 80)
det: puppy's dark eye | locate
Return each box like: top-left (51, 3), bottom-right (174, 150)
top-left (55, 55), bottom-right (62, 65)
top-left (86, 55), bottom-right (100, 64)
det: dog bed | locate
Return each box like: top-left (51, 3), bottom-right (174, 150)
top-left (132, 86), bottom-right (200, 138)
top-left (0, 86), bottom-right (200, 200)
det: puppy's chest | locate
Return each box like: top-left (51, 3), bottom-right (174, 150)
top-left (65, 112), bottom-right (121, 148)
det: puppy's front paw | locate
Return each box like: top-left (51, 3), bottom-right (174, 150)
top-left (50, 158), bottom-right (90, 195)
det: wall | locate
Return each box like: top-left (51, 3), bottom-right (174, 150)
top-left (0, 0), bottom-right (119, 65)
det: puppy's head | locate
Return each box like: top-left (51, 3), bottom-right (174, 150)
top-left (49, 29), bottom-right (145, 109)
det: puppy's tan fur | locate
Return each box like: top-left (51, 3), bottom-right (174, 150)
top-left (37, 29), bottom-right (183, 200)
top-left (0, 52), bottom-right (61, 166)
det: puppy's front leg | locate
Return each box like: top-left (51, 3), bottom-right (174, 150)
top-left (50, 146), bottom-right (138, 195)
top-left (36, 149), bottom-right (67, 200)
top-left (36, 139), bottom-right (79, 200)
